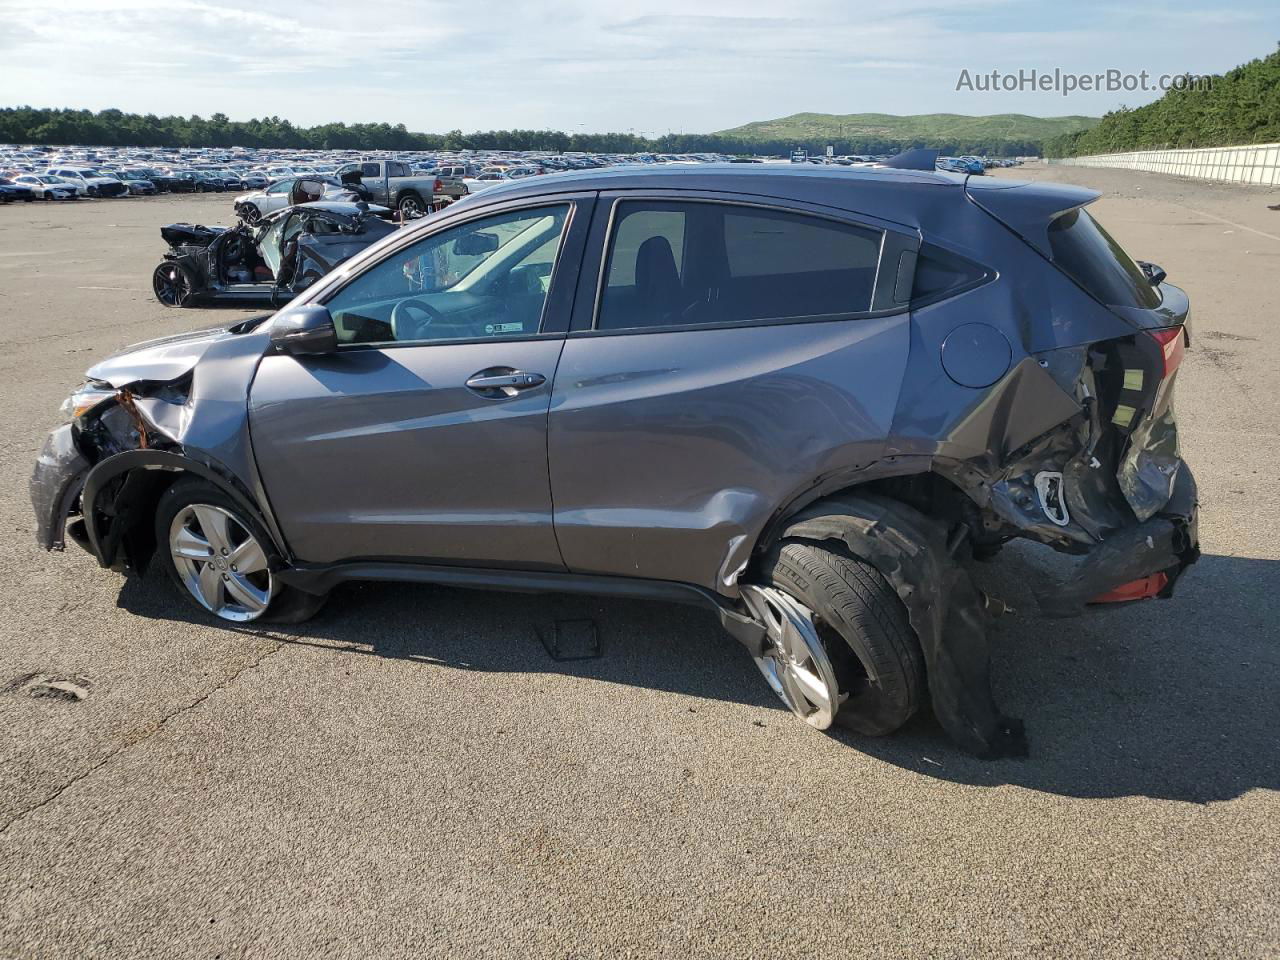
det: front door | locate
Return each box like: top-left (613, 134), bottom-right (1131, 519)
top-left (250, 197), bottom-right (592, 570)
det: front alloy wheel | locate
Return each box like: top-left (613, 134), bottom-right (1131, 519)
top-left (168, 503), bottom-right (272, 621)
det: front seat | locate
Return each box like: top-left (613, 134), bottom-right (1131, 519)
top-left (634, 235), bottom-right (683, 324)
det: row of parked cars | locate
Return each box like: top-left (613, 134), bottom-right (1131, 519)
top-left (0, 164), bottom-right (274, 202)
top-left (0, 144), bottom-right (713, 207)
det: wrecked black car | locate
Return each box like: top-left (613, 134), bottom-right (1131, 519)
top-left (34, 164), bottom-right (1198, 758)
top-left (152, 200), bottom-right (397, 308)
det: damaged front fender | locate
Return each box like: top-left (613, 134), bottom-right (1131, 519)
top-left (79, 449), bottom-right (287, 572)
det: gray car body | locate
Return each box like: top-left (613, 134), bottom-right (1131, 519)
top-left (32, 165), bottom-right (1198, 755)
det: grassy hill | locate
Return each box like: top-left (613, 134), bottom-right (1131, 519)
top-left (1044, 47), bottom-right (1280, 157)
top-left (716, 112), bottom-right (1099, 146)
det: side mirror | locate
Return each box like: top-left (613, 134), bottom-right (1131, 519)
top-left (1137, 260), bottom-right (1167, 286)
top-left (453, 231), bottom-right (500, 256)
top-left (270, 304), bottom-right (338, 356)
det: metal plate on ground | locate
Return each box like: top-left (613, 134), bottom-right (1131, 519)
top-left (537, 619), bottom-right (600, 661)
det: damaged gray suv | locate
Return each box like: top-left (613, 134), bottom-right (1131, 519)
top-left (32, 164), bottom-right (1198, 758)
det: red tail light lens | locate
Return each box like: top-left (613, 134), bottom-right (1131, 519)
top-left (1149, 326), bottom-right (1185, 377)
top-left (433, 178), bottom-right (443, 193)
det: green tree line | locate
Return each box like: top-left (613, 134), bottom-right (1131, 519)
top-left (1044, 45), bottom-right (1280, 157)
top-left (0, 106), bottom-right (1039, 157)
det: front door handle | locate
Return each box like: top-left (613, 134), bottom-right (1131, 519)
top-left (465, 367), bottom-right (546, 399)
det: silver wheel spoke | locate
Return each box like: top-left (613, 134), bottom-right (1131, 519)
top-left (787, 664), bottom-right (834, 716)
top-left (223, 572), bottom-right (270, 612)
top-left (192, 505), bottom-right (232, 555)
top-left (196, 561), bottom-right (224, 610)
top-left (229, 537), bottom-right (267, 575)
top-left (173, 526), bottom-right (213, 560)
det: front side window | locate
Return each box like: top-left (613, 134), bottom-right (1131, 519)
top-left (597, 201), bottom-right (883, 331)
top-left (325, 203), bottom-right (571, 346)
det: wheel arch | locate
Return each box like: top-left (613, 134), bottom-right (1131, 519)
top-left (82, 449), bottom-right (288, 573)
top-left (758, 486), bottom-right (1026, 758)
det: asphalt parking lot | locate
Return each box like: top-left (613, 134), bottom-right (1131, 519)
top-left (1, 169), bottom-right (1277, 958)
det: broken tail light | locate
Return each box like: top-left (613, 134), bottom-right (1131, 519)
top-left (1149, 326), bottom-right (1185, 378)
top-left (1089, 572), bottom-right (1169, 604)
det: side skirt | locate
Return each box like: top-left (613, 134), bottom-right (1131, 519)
top-left (276, 561), bottom-right (767, 655)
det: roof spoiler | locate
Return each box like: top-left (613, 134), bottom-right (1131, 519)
top-left (879, 148), bottom-right (939, 171)
top-left (965, 179), bottom-right (1101, 257)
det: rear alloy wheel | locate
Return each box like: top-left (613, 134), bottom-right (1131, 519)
top-left (168, 503), bottom-right (273, 621)
top-left (152, 261), bottom-right (194, 307)
top-left (741, 584), bottom-right (842, 729)
top-left (750, 540), bottom-right (925, 736)
top-left (397, 192), bottom-right (425, 218)
top-left (238, 202), bottom-right (260, 225)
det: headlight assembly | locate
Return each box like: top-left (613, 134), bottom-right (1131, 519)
top-left (60, 384), bottom-right (117, 422)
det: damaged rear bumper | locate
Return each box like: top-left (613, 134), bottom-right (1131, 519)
top-left (30, 424), bottom-right (90, 552)
top-left (1033, 463), bottom-right (1199, 617)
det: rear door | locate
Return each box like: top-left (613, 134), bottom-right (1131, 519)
top-left (547, 191), bottom-right (916, 591)
top-left (249, 194), bottom-right (595, 569)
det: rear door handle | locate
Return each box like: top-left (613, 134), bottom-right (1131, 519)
top-left (465, 368), bottom-right (546, 399)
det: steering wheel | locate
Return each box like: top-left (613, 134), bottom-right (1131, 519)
top-left (390, 297), bottom-right (446, 342)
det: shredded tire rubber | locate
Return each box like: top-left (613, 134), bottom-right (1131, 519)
top-left (780, 492), bottom-right (1028, 759)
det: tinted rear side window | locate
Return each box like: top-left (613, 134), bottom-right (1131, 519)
top-left (598, 201), bottom-right (883, 331)
top-left (911, 244), bottom-right (989, 303)
top-left (1048, 207), bottom-right (1160, 309)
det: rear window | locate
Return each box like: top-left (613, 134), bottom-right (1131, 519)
top-left (1048, 207), bottom-right (1160, 309)
top-left (598, 200), bottom-right (883, 331)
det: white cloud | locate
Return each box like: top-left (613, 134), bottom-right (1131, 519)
top-left (0, 0), bottom-right (1273, 133)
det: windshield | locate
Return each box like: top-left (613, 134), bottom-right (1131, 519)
top-left (1049, 208), bottom-right (1161, 309)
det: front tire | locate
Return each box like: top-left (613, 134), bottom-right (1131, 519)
top-left (755, 540), bottom-right (924, 736)
top-left (155, 478), bottom-right (325, 624)
top-left (152, 261), bottom-right (196, 307)
top-left (238, 202), bottom-right (260, 225)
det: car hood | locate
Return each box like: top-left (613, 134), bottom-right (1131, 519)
top-left (87, 325), bottom-right (243, 386)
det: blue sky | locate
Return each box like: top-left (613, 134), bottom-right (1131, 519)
top-left (0, 0), bottom-right (1274, 133)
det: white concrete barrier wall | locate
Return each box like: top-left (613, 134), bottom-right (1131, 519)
top-left (1050, 143), bottom-right (1280, 186)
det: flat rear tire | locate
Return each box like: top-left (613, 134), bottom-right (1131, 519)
top-left (756, 540), bottom-right (924, 736)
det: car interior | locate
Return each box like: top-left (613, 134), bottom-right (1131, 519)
top-left (325, 205), bottom-right (569, 345)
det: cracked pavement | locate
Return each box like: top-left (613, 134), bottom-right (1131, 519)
top-left (1, 171), bottom-right (1277, 958)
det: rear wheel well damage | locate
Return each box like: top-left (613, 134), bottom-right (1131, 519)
top-left (766, 491), bottom-right (1027, 759)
